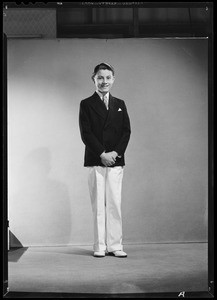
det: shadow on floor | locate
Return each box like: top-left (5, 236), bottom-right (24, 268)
top-left (70, 248), bottom-right (93, 256)
top-left (8, 247), bottom-right (29, 263)
top-left (8, 230), bottom-right (28, 262)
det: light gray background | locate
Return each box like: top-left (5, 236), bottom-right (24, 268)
top-left (8, 38), bottom-right (208, 246)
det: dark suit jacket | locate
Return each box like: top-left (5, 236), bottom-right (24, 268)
top-left (79, 92), bottom-right (131, 167)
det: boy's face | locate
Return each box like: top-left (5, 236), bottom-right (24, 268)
top-left (93, 69), bottom-right (115, 94)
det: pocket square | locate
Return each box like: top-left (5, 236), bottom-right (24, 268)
top-left (118, 108), bottom-right (122, 111)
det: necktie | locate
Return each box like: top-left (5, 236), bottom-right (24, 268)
top-left (103, 95), bottom-right (109, 110)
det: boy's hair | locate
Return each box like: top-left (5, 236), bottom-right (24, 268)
top-left (91, 63), bottom-right (115, 81)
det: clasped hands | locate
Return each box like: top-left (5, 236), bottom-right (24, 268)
top-left (100, 151), bottom-right (118, 167)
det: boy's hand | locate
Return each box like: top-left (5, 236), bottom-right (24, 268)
top-left (100, 151), bottom-right (118, 167)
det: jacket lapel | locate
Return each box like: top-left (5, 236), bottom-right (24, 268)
top-left (104, 94), bottom-right (116, 128)
top-left (89, 92), bottom-right (108, 119)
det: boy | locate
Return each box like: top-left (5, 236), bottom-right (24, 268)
top-left (79, 63), bottom-right (131, 257)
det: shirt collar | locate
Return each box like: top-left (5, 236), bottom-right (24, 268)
top-left (96, 90), bottom-right (109, 101)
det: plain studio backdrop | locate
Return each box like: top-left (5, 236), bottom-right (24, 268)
top-left (7, 38), bottom-right (208, 247)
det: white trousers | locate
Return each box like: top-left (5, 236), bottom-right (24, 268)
top-left (88, 166), bottom-right (124, 252)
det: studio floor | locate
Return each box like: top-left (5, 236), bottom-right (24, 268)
top-left (7, 243), bottom-right (208, 297)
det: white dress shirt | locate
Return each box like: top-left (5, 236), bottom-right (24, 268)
top-left (96, 90), bottom-right (109, 110)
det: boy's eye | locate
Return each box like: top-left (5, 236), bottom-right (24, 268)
top-left (96, 76), bottom-right (112, 80)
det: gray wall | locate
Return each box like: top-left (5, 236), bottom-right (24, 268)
top-left (8, 38), bottom-right (208, 246)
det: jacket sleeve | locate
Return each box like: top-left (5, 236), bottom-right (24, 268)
top-left (79, 100), bottom-right (105, 156)
top-left (114, 101), bottom-right (131, 156)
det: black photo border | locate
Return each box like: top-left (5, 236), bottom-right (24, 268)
top-left (2, 1), bottom-right (214, 298)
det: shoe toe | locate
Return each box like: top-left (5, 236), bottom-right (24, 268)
top-left (93, 251), bottom-right (105, 257)
top-left (112, 250), bottom-right (127, 257)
